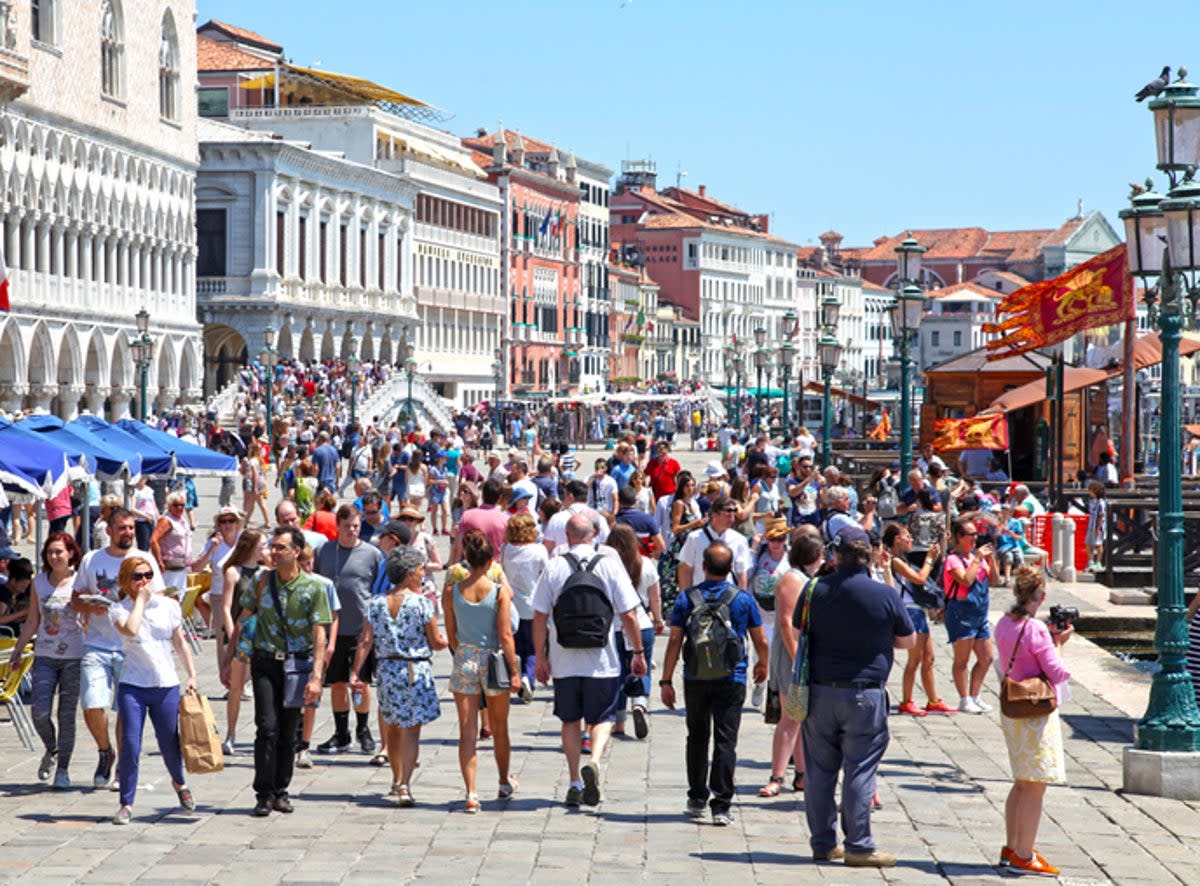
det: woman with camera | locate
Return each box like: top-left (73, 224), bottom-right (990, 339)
top-left (944, 517), bottom-right (998, 714)
top-left (994, 566), bottom-right (1071, 875)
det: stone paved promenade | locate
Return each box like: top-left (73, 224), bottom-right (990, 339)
top-left (2, 440), bottom-right (1200, 883)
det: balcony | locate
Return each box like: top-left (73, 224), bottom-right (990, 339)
top-left (0, 46), bottom-right (30, 102)
top-left (414, 285), bottom-right (504, 315)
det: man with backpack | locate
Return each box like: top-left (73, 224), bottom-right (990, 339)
top-left (658, 541), bottom-right (768, 826)
top-left (676, 494), bottom-right (752, 591)
top-left (532, 514), bottom-right (645, 808)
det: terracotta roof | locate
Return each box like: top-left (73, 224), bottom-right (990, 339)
top-left (855, 221), bottom-right (1091, 265)
top-left (861, 280), bottom-right (892, 293)
top-left (982, 229), bottom-right (1049, 263)
top-left (819, 230), bottom-right (843, 240)
top-left (461, 129), bottom-right (555, 157)
top-left (979, 270), bottom-right (1031, 288)
top-left (659, 186), bottom-right (748, 219)
top-left (196, 35), bottom-right (276, 72)
top-left (1041, 216), bottom-right (1085, 247)
top-left (925, 281), bottom-right (1002, 301)
top-left (198, 19), bottom-right (282, 53)
top-left (796, 246), bottom-right (822, 262)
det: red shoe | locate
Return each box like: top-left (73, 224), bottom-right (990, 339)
top-left (1009, 852), bottom-right (1059, 876)
top-left (897, 700), bottom-right (927, 717)
top-left (925, 698), bottom-right (957, 714)
top-left (999, 846), bottom-right (1014, 866)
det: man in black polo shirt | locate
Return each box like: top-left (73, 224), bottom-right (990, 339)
top-left (797, 525), bottom-right (915, 868)
top-left (614, 485), bottom-right (664, 557)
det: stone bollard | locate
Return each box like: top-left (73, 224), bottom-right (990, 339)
top-left (1059, 516), bottom-right (1077, 582)
top-left (1050, 513), bottom-right (1064, 577)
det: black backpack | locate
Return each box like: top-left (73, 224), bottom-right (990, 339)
top-left (552, 554), bottom-right (615, 649)
top-left (683, 586), bottom-right (742, 681)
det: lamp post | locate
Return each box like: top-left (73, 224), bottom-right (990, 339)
top-left (404, 343), bottom-right (416, 424)
top-left (347, 338), bottom-right (360, 427)
top-left (777, 339), bottom-right (795, 435)
top-left (130, 308), bottom-right (155, 422)
top-left (752, 326), bottom-right (767, 431)
top-left (892, 236), bottom-right (928, 493)
top-left (819, 293), bottom-right (842, 466)
top-left (733, 354), bottom-right (745, 430)
top-left (259, 324), bottom-right (279, 459)
top-left (492, 352), bottom-right (503, 434)
top-left (723, 344), bottom-right (736, 423)
top-left (1119, 72), bottom-right (1200, 774)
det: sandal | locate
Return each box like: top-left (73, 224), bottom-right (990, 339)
top-left (498, 776), bottom-right (518, 800)
top-left (758, 775), bottom-right (785, 798)
top-left (793, 772), bottom-right (805, 792)
top-left (369, 753), bottom-right (389, 767)
top-left (396, 784), bottom-right (414, 808)
top-left (464, 792), bottom-right (481, 814)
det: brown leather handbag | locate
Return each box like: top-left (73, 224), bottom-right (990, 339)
top-left (999, 619), bottom-right (1057, 719)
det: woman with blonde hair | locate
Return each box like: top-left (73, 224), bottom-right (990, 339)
top-left (500, 514), bottom-right (549, 702)
top-left (218, 530), bottom-right (268, 755)
top-left (109, 556), bottom-right (198, 825)
top-left (994, 566), bottom-right (1071, 875)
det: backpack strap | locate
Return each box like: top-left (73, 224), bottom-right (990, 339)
top-left (563, 552), bottom-right (581, 572)
top-left (584, 555), bottom-right (603, 573)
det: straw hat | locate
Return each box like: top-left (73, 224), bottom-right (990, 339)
top-left (397, 505), bottom-right (425, 521)
top-left (764, 517), bottom-right (790, 540)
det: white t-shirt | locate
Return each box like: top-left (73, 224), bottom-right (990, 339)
top-left (201, 537), bottom-right (237, 589)
top-left (501, 541), bottom-right (550, 621)
top-left (677, 526), bottom-right (752, 587)
top-left (73, 548), bottom-right (165, 652)
top-left (109, 594), bottom-right (183, 688)
top-left (531, 544), bottom-right (640, 679)
top-left (633, 556), bottom-right (657, 631)
top-left (34, 573), bottom-right (84, 660)
top-left (544, 502), bottom-right (609, 549)
top-left (588, 474), bottom-right (618, 514)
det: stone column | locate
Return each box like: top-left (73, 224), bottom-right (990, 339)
top-left (56, 384), bottom-right (85, 421)
top-left (1, 383), bottom-right (28, 413)
top-left (107, 388), bottom-right (134, 421)
top-left (28, 383), bottom-right (56, 413)
top-left (155, 387), bottom-right (180, 414)
top-left (84, 385), bottom-right (110, 416)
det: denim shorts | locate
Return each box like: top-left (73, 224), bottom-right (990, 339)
top-left (552, 676), bottom-right (621, 725)
top-left (906, 606), bottom-right (930, 635)
top-left (80, 648), bottom-right (125, 711)
top-left (944, 600), bottom-right (991, 643)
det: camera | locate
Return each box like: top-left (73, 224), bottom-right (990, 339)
top-left (1048, 605), bottom-right (1079, 631)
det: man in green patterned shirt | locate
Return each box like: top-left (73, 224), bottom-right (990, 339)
top-left (222, 526), bottom-right (331, 817)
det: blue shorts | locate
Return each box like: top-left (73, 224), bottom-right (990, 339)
top-left (906, 606), bottom-right (930, 635)
top-left (944, 600), bottom-right (990, 643)
top-left (552, 676), bottom-right (621, 725)
top-left (80, 648), bottom-right (125, 711)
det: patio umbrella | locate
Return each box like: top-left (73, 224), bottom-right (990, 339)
top-left (20, 414), bottom-right (139, 481)
top-left (69, 415), bottom-right (174, 476)
top-left (115, 419), bottom-right (238, 477)
top-left (0, 416), bottom-right (71, 498)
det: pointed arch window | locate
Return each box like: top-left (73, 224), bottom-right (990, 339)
top-left (100, 0), bottom-right (124, 99)
top-left (159, 13), bottom-right (180, 121)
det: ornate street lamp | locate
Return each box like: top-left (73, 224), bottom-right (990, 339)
top-left (492, 356), bottom-right (504, 433)
top-left (733, 353), bottom-right (745, 430)
top-left (1122, 72), bottom-right (1200, 781)
top-left (892, 236), bottom-right (928, 492)
top-left (777, 339), bottom-right (796, 435)
top-left (131, 308), bottom-right (154, 422)
top-left (818, 330), bottom-right (842, 466)
top-left (723, 343), bottom-right (736, 424)
top-left (404, 341), bottom-right (416, 424)
top-left (346, 337), bottom-right (360, 427)
top-left (259, 324), bottom-right (279, 459)
top-left (752, 327), bottom-right (767, 431)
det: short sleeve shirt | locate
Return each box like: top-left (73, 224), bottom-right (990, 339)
top-left (669, 579), bottom-right (762, 684)
top-left (240, 570), bottom-right (332, 655)
top-left (678, 526), bottom-right (752, 584)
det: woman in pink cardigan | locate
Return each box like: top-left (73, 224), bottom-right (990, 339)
top-left (993, 566), bottom-right (1071, 876)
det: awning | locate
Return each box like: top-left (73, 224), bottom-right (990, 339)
top-left (0, 417), bottom-right (71, 498)
top-left (69, 416), bottom-right (174, 476)
top-left (981, 367), bottom-right (1112, 414)
top-left (116, 420), bottom-right (238, 478)
top-left (20, 414), bottom-right (135, 480)
top-left (239, 64), bottom-right (449, 123)
top-left (801, 381), bottom-right (882, 408)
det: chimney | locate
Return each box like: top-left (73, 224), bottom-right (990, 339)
top-left (698, 184), bottom-right (707, 197)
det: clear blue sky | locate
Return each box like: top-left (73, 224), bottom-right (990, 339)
top-left (197, 0), bottom-right (1194, 248)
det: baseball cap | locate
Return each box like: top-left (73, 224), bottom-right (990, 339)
top-left (380, 520), bottom-right (412, 544)
top-left (509, 487), bottom-right (534, 504)
top-left (831, 525), bottom-right (871, 550)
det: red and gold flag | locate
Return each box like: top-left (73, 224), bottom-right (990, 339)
top-left (931, 414), bottom-right (1009, 453)
top-left (982, 244), bottom-right (1133, 361)
top-left (868, 407), bottom-right (891, 441)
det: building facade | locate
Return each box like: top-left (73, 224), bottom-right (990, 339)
top-left (0, 0), bottom-right (203, 419)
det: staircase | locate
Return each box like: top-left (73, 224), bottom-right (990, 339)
top-left (210, 380), bottom-right (242, 430)
top-left (359, 371), bottom-right (454, 435)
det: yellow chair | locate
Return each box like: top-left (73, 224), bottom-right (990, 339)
top-left (179, 573), bottom-right (212, 654)
top-left (0, 649), bottom-right (37, 751)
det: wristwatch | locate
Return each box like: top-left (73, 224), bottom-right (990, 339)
top-left (659, 679), bottom-right (672, 686)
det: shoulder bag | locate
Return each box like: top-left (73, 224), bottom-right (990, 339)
top-left (782, 575), bottom-right (817, 722)
top-left (268, 573), bottom-right (315, 709)
top-left (999, 618), bottom-right (1057, 719)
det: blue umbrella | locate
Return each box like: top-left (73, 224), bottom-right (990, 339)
top-left (115, 420), bottom-right (238, 477)
top-left (0, 416), bottom-right (71, 498)
top-left (69, 415), bottom-right (174, 476)
top-left (20, 414), bottom-right (139, 481)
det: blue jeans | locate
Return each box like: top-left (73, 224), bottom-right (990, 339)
top-left (31, 657), bottom-right (81, 771)
top-left (616, 627), bottom-right (656, 712)
top-left (802, 684), bottom-right (889, 855)
top-left (116, 683), bottom-right (185, 808)
top-left (514, 618), bottom-right (537, 687)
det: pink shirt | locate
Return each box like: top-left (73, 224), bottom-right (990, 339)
top-left (458, 504), bottom-right (509, 557)
top-left (994, 614), bottom-right (1071, 703)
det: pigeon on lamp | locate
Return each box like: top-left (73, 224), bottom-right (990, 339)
top-left (1135, 66), bottom-right (1171, 102)
top-left (1129, 181), bottom-right (1147, 197)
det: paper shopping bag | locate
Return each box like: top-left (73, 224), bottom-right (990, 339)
top-left (179, 691), bottom-right (225, 774)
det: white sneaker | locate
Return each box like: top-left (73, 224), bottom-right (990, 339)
top-left (972, 696), bottom-right (993, 713)
top-left (958, 697), bottom-right (984, 714)
top-left (520, 676), bottom-right (534, 704)
top-left (751, 682), bottom-right (766, 708)
top-left (221, 738), bottom-right (236, 757)
top-left (295, 748), bottom-right (313, 769)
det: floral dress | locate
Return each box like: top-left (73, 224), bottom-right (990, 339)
top-left (367, 594), bottom-right (440, 729)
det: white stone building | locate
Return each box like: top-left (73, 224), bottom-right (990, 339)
top-left (576, 157), bottom-right (612, 393)
top-left (0, 0), bottom-right (202, 419)
top-left (918, 281), bottom-right (1002, 372)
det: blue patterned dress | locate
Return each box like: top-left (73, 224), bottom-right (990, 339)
top-left (367, 594), bottom-right (441, 728)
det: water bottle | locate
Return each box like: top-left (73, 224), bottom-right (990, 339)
top-left (352, 689), bottom-right (363, 708)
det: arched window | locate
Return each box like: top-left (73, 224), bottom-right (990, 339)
top-left (100, 0), bottom-right (124, 99)
top-left (159, 13), bottom-right (180, 121)
top-left (32, 0), bottom-right (60, 45)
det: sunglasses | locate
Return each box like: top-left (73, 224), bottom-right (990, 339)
top-left (170, 502), bottom-right (185, 509)
top-left (131, 571), bottom-right (154, 581)
top-left (269, 543), bottom-right (294, 552)
top-left (218, 517), bottom-right (239, 525)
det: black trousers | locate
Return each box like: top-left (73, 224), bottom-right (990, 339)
top-left (251, 655), bottom-right (303, 802)
top-left (684, 680), bottom-right (746, 814)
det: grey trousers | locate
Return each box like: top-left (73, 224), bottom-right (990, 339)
top-left (32, 657), bottom-right (82, 771)
top-left (801, 684), bottom-right (889, 855)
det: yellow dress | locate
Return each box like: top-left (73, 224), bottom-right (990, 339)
top-left (999, 709), bottom-right (1066, 783)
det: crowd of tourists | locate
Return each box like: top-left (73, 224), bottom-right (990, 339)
top-left (0, 408), bottom-right (1081, 874)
